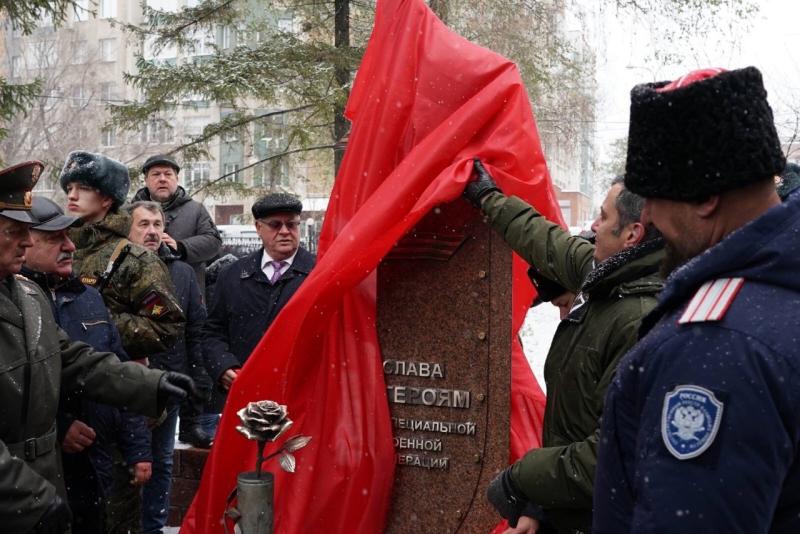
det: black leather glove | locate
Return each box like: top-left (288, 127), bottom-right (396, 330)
top-left (157, 371), bottom-right (197, 405)
top-left (33, 494), bottom-right (72, 534)
top-left (486, 467), bottom-right (528, 528)
top-left (463, 158), bottom-right (501, 207)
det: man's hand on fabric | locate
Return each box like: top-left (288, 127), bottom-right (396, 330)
top-left (61, 420), bottom-right (96, 453)
top-left (221, 368), bottom-right (240, 391)
top-left (130, 461), bottom-right (152, 485)
top-left (503, 515), bottom-right (539, 534)
top-left (487, 467), bottom-right (528, 527)
top-left (158, 371), bottom-right (196, 403)
top-left (463, 158), bottom-right (501, 207)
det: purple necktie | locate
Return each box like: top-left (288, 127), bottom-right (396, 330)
top-left (269, 260), bottom-right (287, 284)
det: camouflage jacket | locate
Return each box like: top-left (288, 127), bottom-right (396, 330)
top-left (69, 211), bottom-right (185, 359)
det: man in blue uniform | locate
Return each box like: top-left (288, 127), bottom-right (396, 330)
top-left (593, 66), bottom-right (800, 533)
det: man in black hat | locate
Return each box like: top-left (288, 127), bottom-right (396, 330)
top-left (22, 197), bottom-right (154, 534)
top-left (133, 154), bottom-right (221, 289)
top-left (0, 161), bottom-right (195, 533)
top-left (593, 67), bottom-right (800, 532)
top-left (202, 193), bottom-right (316, 432)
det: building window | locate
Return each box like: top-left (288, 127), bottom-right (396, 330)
top-left (183, 115), bottom-right (210, 137)
top-left (223, 163), bottom-right (241, 183)
top-left (32, 41), bottom-right (56, 69)
top-left (277, 16), bottom-right (294, 33)
top-left (221, 25), bottom-right (233, 49)
top-left (185, 162), bottom-right (210, 190)
top-left (70, 41), bottom-right (88, 65)
top-left (70, 86), bottom-right (85, 108)
top-left (252, 159), bottom-right (288, 188)
top-left (10, 56), bottom-right (23, 78)
top-left (101, 0), bottom-right (117, 18)
top-left (100, 82), bottom-right (115, 102)
top-left (99, 38), bottom-right (116, 62)
top-left (73, 0), bottom-right (90, 21)
top-left (191, 28), bottom-right (215, 56)
top-left (101, 127), bottom-right (116, 147)
top-left (141, 120), bottom-right (173, 144)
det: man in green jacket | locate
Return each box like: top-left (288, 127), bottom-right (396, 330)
top-left (0, 161), bottom-right (195, 534)
top-left (60, 150), bottom-right (184, 361)
top-left (465, 163), bottom-right (664, 534)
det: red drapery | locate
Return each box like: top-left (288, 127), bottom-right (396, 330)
top-left (182, 0), bottom-right (562, 531)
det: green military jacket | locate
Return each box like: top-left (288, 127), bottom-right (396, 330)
top-left (0, 274), bottom-right (165, 532)
top-left (483, 192), bottom-right (664, 533)
top-left (70, 211), bottom-right (184, 359)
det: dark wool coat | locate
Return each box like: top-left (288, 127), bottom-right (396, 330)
top-left (482, 192), bottom-right (664, 533)
top-left (594, 191), bottom-right (800, 534)
top-left (133, 186), bottom-right (222, 288)
top-left (0, 274), bottom-right (164, 532)
top-left (203, 247), bottom-right (315, 411)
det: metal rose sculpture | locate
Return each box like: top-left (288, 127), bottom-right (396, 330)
top-left (236, 400), bottom-right (311, 477)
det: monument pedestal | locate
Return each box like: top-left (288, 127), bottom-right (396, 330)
top-left (378, 200), bottom-right (511, 533)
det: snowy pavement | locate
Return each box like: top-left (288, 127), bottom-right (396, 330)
top-left (519, 303), bottom-right (560, 393)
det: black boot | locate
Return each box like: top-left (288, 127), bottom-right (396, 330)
top-left (179, 423), bottom-right (214, 449)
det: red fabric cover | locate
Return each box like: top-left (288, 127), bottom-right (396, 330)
top-left (182, 0), bottom-right (561, 532)
top-left (656, 67), bottom-right (727, 92)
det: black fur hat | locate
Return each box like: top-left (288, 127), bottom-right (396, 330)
top-left (59, 151), bottom-right (130, 207)
top-left (252, 193), bottom-right (303, 219)
top-left (625, 67), bottom-right (785, 201)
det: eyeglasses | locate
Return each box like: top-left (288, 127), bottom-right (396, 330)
top-left (259, 219), bottom-right (300, 231)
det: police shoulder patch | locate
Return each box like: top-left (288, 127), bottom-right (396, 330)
top-left (678, 277), bottom-right (744, 324)
top-left (661, 385), bottom-right (724, 460)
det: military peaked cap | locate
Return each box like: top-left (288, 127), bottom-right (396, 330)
top-left (0, 161), bottom-right (44, 223)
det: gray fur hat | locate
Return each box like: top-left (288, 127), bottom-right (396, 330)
top-left (59, 151), bottom-right (130, 207)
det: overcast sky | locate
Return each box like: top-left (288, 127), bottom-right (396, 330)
top-left (595, 0), bottom-right (800, 170)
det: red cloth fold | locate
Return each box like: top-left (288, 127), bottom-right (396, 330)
top-left (182, 0), bottom-right (560, 531)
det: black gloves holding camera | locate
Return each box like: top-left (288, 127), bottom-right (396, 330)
top-left (486, 467), bottom-right (544, 528)
top-left (463, 158), bottom-right (501, 207)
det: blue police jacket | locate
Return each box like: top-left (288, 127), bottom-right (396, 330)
top-left (593, 190), bottom-right (800, 533)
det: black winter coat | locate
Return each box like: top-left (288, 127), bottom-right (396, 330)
top-left (150, 245), bottom-right (207, 376)
top-left (203, 247), bottom-right (315, 411)
top-left (133, 186), bottom-right (221, 288)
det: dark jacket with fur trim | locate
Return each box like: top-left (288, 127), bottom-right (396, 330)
top-left (482, 191), bottom-right (664, 533)
top-left (133, 186), bottom-right (221, 288)
top-left (69, 211), bottom-right (185, 359)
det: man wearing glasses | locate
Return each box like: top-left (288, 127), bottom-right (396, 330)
top-left (203, 193), bottom-right (316, 429)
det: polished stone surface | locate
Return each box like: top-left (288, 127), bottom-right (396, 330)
top-left (378, 199), bottom-right (512, 533)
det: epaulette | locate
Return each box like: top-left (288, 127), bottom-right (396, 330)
top-left (678, 277), bottom-right (744, 324)
top-left (14, 274), bottom-right (39, 295)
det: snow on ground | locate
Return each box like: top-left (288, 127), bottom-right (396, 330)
top-left (519, 303), bottom-right (561, 394)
